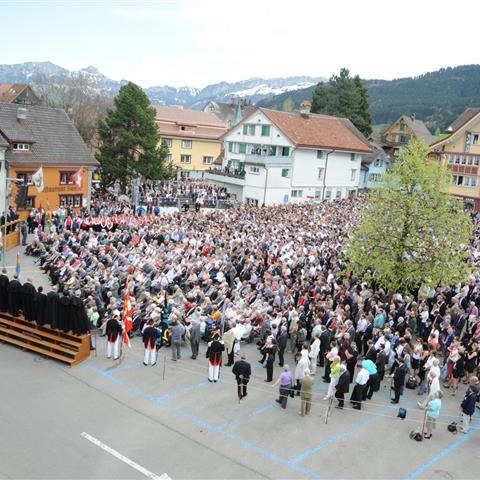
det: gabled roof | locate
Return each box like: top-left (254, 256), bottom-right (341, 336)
top-left (0, 84), bottom-right (27, 103)
top-left (385, 115), bottom-right (436, 146)
top-left (0, 102), bottom-right (98, 166)
top-left (447, 108), bottom-right (480, 133)
top-left (361, 148), bottom-right (387, 166)
top-left (203, 101), bottom-right (255, 125)
top-left (256, 108), bottom-right (372, 153)
top-left (431, 107), bottom-right (480, 149)
top-left (154, 105), bottom-right (227, 127)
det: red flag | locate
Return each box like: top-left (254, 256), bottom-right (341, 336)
top-left (122, 278), bottom-right (133, 347)
top-left (71, 168), bottom-right (84, 189)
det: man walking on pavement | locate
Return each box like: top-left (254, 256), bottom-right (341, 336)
top-left (232, 354), bottom-right (251, 401)
top-left (169, 319), bottom-right (185, 361)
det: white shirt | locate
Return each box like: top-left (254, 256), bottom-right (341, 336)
top-left (356, 368), bottom-right (370, 386)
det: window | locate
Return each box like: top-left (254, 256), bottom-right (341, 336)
top-left (351, 169), bottom-right (357, 181)
top-left (468, 156), bottom-right (473, 165)
top-left (261, 125), bottom-right (271, 136)
top-left (243, 124), bottom-right (256, 135)
top-left (335, 190), bottom-right (342, 199)
top-left (318, 168), bottom-right (325, 181)
top-left (239, 143), bottom-right (246, 154)
top-left (447, 155), bottom-right (454, 164)
top-left (165, 154), bottom-right (172, 162)
top-left (180, 155), bottom-right (191, 164)
top-left (25, 196), bottom-right (35, 209)
top-left (59, 171), bottom-right (76, 185)
top-left (473, 134), bottom-right (479, 145)
top-left (281, 168), bottom-right (290, 178)
top-left (315, 190), bottom-right (321, 200)
top-left (17, 172), bottom-right (34, 185)
top-left (203, 156), bottom-right (213, 165)
top-left (461, 156), bottom-right (467, 165)
top-left (399, 122), bottom-right (406, 131)
top-left (291, 189), bottom-right (303, 198)
top-left (229, 142), bottom-right (239, 153)
top-left (181, 140), bottom-right (192, 149)
top-left (400, 135), bottom-right (410, 143)
top-left (181, 171), bottom-right (190, 179)
top-left (325, 189), bottom-right (332, 200)
top-left (249, 166), bottom-right (260, 174)
top-left (246, 198), bottom-right (259, 206)
top-left (455, 156), bottom-right (461, 164)
top-left (475, 158), bottom-right (479, 166)
top-left (374, 158), bottom-right (383, 167)
top-left (317, 150), bottom-right (324, 159)
top-left (350, 153), bottom-right (356, 161)
top-left (228, 142), bottom-right (233, 153)
top-left (59, 195), bottom-right (82, 208)
top-left (369, 173), bottom-right (381, 182)
top-left (162, 138), bottom-right (172, 147)
top-left (281, 146), bottom-right (290, 157)
top-left (454, 175), bottom-right (477, 188)
top-left (12, 143), bottom-right (30, 151)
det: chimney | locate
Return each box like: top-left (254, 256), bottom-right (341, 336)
top-left (17, 107), bottom-right (27, 125)
top-left (300, 100), bottom-right (311, 118)
top-left (411, 113), bottom-right (416, 122)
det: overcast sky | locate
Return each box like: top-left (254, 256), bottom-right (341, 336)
top-left (1, 0), bottom-right (479, 88)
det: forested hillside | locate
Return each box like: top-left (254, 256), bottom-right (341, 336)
top-left (257, 65), bottom-right (480, 132)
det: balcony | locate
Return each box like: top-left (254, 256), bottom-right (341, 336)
top-left (244, 154), bottom-right (293, 166)
top-left (205, 168), bottom-right (245, 186)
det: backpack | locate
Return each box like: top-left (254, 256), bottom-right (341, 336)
top-left (409, 429), bottom-right (423, 442)
top-left (406, 376), bottom-right (417, 389)
top-left (447, 422), bottom-right (458, 434)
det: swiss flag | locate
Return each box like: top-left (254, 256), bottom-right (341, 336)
top-left (71, 168), bottom-right (84, 189)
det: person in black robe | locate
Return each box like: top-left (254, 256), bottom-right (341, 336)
top-left (70, 292), bottom-right (90, 335)
top-left (33, 286), bottom-right (47, 325)
top-left (0, 272), bottom-right (9, 312)
top-left (45, 286), bottom-right (60, 329)
top-left (7, 275), bottom-right (23, 317)
top-left (57, 292), bottom-right (72, 332)
top-left (21, 277), bottom-right (36, 321)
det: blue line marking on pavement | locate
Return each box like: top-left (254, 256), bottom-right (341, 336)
top-left (404, 421), bottom-right (479, 480)
top-left (107, 362), bottom-right (144, 374)
top-left (289, 405), bottom-right (394, 465)
top-left (85, 361), bottom-right (323, 479)
top-left (215, 402), bottom-right (276, 430)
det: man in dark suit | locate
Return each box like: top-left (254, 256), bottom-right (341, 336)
top-left (21, 277), bottom-right (36, 321)
top-left (391, 357), bottom-right (407, 403)
top-left (335, 365), bottom-right (351, 409)
top-left (232, 355), bottom-right (251, 401)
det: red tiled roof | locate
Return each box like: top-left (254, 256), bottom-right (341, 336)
top-left (258, 108), bottom-right (372, 153)
top-left (154, 105), bottom-right (227, 127)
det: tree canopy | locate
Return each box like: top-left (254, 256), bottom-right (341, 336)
top-left (345, 140), bottom-right (473, 293)
top-left (310, 68), bottom-right (372, 137)
top-left (96, 82), bottom-right (171, 190)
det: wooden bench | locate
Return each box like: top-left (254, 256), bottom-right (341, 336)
top-left (0, 313), bottom-right (90, 366)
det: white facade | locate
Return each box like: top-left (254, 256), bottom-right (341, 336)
top-left (206, 110), bottom-right (365, 206)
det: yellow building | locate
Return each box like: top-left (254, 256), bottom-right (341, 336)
top-left (429, 107), bottom-right (480, 209)
top-left (154, 106), bottom-right (227, 179)
top-left (380, 114), bottom-right (435, 158)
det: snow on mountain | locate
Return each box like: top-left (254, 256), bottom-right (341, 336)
top-left (227, 82), bottom-right (316, 98)
top-left (0, 61), bottom-right (322, 109)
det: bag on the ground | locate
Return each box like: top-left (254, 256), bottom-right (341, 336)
top-left (406, 376), bottom-right (417, 389)
top-left (409, 429), bottom-right (423, 441)
top-left (447, 422), bottom-right (458, 434)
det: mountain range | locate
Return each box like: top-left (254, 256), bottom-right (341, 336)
top-left (2, 62), bottom-right (480, 132)
top-left (0, 61), bottom-right (322, 108)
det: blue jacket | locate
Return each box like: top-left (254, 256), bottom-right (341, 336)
top-left (461, 391), bottom-right (477, 416)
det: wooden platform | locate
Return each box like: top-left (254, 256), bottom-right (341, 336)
top-left (0, 313), bottom-right (90, 366)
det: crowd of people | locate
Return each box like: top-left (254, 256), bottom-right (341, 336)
top-left (19, 189), bottom-right (480, 437)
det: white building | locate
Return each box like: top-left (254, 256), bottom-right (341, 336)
top-left (205, 106), bottom-right (372, 205)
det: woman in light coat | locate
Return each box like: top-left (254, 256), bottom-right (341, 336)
top-left (309, 335), bottom-right (320, 375)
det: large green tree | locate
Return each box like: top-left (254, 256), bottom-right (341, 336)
top-left (346, 140), bottom-right (472, 293)
top-left (96, 82), bottom-right (171, 191)
top-left (310, 68), bottom-right (372, 137)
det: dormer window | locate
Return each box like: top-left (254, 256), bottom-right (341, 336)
top-left (13, 143), bottom-right (30, 151)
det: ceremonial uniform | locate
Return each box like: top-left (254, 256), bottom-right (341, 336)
top-left (106, 317), bottom-right (123, 360)
top-left (206, 338), bottom-right (225, 382)
top-left (142, 325), bottom-right (158, 366)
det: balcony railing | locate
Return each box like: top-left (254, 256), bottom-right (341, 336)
top-left (244, 154), bottom-right (293, 165)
